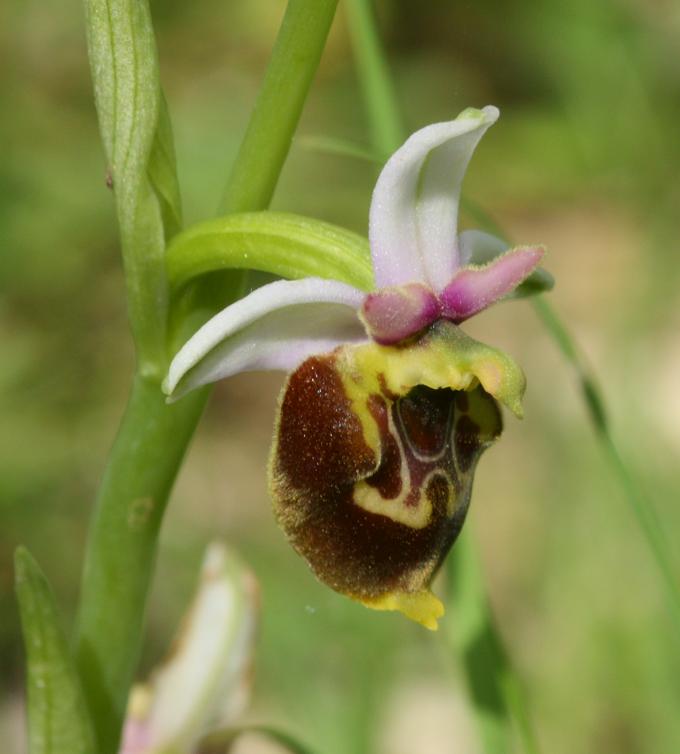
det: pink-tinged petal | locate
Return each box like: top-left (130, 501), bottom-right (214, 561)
top-left (441, 246), bottom-right (545, 322)
top-left (146, 545), bottom-right (258, 751)
top-left (165, 278), bottom-right (366, 399)
top-left (119, 715), bottom-right (153, 754)
top-left (369, 106), bottom-right (499, 292)
top-left (458, 230), bottom-right (554, 299)
top-left (118, 544), bottom-right (259, 754)
top-left (360, 283), bottom-right (440, 344)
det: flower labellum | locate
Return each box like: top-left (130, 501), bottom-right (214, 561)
top-left (271, 321), bottom-right (524, 629)
top-left (166, 106), bottom-right (549, 630)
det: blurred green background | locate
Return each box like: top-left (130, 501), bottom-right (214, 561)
top-left (2, 1), bottom-right (680, 752)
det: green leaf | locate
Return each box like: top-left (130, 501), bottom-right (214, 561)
top-left (166, 211), bottom-right (375, 294)
top-left (344, 0), bottom-right (404, 156)
top-left (84, 0), bottom-right (178, 377)
top-left (15, 547), bottom-right (96, 754)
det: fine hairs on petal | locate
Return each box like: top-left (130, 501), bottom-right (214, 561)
top-left (360, 283), bottom-right (440, 344)
top-left (441, 246), bottom-right (545, 322)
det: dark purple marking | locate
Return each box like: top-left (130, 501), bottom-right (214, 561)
top-left (271, 355), bottom-right (504, 602)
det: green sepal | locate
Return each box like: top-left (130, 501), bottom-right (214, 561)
top-left (84, 0), bottom-right (178, 378)
top-left (15, 547), bottom-right (96, 754)
top-left (148, 92), bottom-right (183, 242)
top-left (509, 266), bottom-right (554, 299)
top-left (165, 211), bottom-right (375, 295)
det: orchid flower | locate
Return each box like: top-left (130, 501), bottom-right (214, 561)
top-left (119, 544), bottom-right (258, 754)
top-left (165, 106), bottom-right (548, 631)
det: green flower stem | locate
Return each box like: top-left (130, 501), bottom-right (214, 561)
top-left (73, 2), bottom-right (340, 752)
top-left (219, 0), bottom-right (339, 214)
top-left (179, 0), bottom-right (339, 349)
top-left (344, 2), bottom-right (535, 752)
top-left (74, 379), bottom-right (208, 754)
top-left (446, 532), bottom-right (539, 754)
top-left (344, 0), bottom-right (402, 160)
top-left (532, 296), bottom-right (680, 634)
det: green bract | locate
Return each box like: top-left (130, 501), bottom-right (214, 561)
top-left (166, 211), bottom-right (374, 294)
top-left (15, 548), bottom-right (96, 754)
top-left (84, 0), bottom-right (181, 377)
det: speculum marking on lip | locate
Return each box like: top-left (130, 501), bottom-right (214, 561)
top-left (365, 394), bottom-right (402, 499)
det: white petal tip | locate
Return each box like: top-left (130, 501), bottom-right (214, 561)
top-left (161, 374), bottom-right (184, 403)
top-left (164, 278), bottom-right (365, 399)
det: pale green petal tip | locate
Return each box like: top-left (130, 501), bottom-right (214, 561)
top-left (14, 545), bottom-right (31, 583)
top-left (434, 322), bottom-right (526, 418)
top-left (458, 105), bottom-right (499, 124)
top-left (351, 321), bottom-right (526, 418)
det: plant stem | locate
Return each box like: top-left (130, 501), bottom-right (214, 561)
top-left (532, 296), bottom-right (680, 634)
top-left (220, 0), bottom-right (339, 214)
top-left (446, 532), bottom-right (539, 754)
top-left (73, 2), bottom-right (339, 751)
top-left (344, 2), bottom-right (537, 752)
top-left (75, 378), bottom-right (207, 754)
top-left (344, 0), bottom-right (403, 157)
top-left (183, 0), bottom-right (340, 342)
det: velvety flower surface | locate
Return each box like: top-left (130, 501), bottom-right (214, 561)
top-left (166, 106), bottom-right (547, 629)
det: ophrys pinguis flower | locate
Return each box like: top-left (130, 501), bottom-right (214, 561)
top-left (165, 106), bottom-right (548, 630)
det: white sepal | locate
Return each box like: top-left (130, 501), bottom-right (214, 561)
top-left (165, 278), bottom-right (366, 399)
